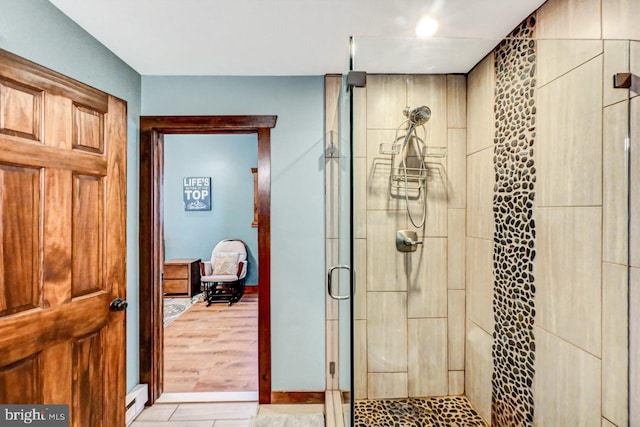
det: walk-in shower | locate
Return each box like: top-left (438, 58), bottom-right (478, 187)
top-left (350, 70), bottom-right (483, 426)
top-left (326, 11), bottom-right (636, 425)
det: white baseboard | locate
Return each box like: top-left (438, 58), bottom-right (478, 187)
top-left (126, 384), bottom-right (148, 425)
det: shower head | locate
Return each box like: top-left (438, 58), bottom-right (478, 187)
top-left (404, 105), bottom-right (431, 126)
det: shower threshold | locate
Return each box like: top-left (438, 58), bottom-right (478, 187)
top-left (354, 395), bottom-right (487, 427)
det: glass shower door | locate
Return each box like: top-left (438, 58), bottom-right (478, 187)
top-left (325, 74), bottom-right (353, 426)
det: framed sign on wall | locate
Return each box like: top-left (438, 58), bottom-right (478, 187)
top-left (183, 176), bottom-right (211, 211)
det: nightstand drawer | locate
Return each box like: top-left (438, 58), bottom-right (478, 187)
top-left (164, 264), bottom-right (188, 280)
top-left (164, 279), bottom-right (188, 294)
top-left (163, 258), bottom-right (202, 297)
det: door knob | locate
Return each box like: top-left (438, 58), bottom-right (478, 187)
top-left (109, 298), bottom-right (128, 312)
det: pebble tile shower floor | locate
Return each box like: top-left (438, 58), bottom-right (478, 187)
top-left (354, 396), bottom-right (487, 427)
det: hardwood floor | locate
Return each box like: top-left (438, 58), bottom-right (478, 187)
top-left (163, 295), bottom-right (258, 393)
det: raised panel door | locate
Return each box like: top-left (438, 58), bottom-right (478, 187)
top-left (0, 48), bottom-right (126, 426)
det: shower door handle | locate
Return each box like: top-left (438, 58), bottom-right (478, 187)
top-left (327, 265), bottom-right (354, 300)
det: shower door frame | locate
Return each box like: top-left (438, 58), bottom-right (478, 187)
top-left (324, 73), bottom-right (356, 426)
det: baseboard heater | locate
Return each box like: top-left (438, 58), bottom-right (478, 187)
top-left (126, 384), bottom-right (148, 425)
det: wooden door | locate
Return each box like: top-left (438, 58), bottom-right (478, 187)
top-left (0, 49), bottom-right (127, 426)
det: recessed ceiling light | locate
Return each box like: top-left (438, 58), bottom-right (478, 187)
top-left (415, 15), bottom-right (438, 38)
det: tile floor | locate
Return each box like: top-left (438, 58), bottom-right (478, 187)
top-left (130, 402), bottom-right (325, 427)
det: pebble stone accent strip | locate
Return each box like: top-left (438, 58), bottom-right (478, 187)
top-left (354, 396), bottom-right (487, 427)
top-left (491, 15), bottom-right (537, 426)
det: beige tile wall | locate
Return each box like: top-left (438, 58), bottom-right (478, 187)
top-left (467, 54), bottom-right (495, 156)
top-left (535, 206), bottom-right (602, 356)
top-left (366, 75), bottom-right (407, 129)
top-left (536, 0), bottom-right (601, 39)
top-left (407, 75), bottom-right (447, 149)
top-left (631, 95), bottom-right (640, 269)
top-left (367, 291), bottom-right (407, 373)
top-left (448, 370), bottom-right (464, 396)
top-left (447, 290), bottom-right (465, 371)
top-left (465, 320), bottom-right (492, 422)
top-left (366, 210), bottom-right (407, 292)
top-left (603, 0), bottom-right (640, 40)
top-left (604, 418), bottom-right (619, 427)
top-left (448, 129), bottom-right (467, 210)
top-left (532, 1), bottom-right (634, 425)
top-left (407, 238), bottom-right (447, 318)
top-left (536, 55), bottom-right (603, 207)
top-left (604, 100), bottom-right (630, 265)
top-left (354, 319), bottom-right (367, 400)
top-left (604, 41), bottom-right (631, 107)
top-left (465, 52), bottom-right (495, 422)
top-left (534, 328), bottom-right (601, 427)
top-left (447, 209), bottom-right (466, 290)
top-left (629, 56), bottom-right (640, 427)
top-left (630, 268), bottom-right (640, 427)
top-left (466, 147), bottom-right (494, 240)
top-left (465, 237), bottom-right (494, 335)
top-left (366, 130), bottom-right (405, 212)
top-left (367, 373), bottom-right (408, 399)
top-left (408, 318), bottom-right (448, 397)
top-left (353, 73), bottom-right (467, 400)
top-left (464, 6), bottom-right (633, 425)
top-left (536, 39), bottom-right (602, 88)
top-left (602, 262), bottom-right (629, 426)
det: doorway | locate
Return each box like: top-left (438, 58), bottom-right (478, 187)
top-left (161, 133), bottom-right (259, 398)
top-left (138, 115), bottom-right (277, 405)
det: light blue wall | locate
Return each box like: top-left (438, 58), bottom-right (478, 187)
top-left (0, 0), bottom-right (142, 392)
top-left (143, 76), bottom-right (326, 391)
top-left (0, 0), bottom-right (327, 394)
top-left (164, 134), bottom-right (259, 285)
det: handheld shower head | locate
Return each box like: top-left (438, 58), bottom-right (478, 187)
top-left (403, 105), bottom-right (431, 126)
top-left (398, 106), bottom-right (431, 228)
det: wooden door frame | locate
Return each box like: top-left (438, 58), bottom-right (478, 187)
top-left (139, 115), bottom-right (276, 405)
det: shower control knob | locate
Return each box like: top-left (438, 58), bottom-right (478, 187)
top-left (396, 230), bottom-right (422, 252)
top-left (404, 237), bottom-right (423, 246)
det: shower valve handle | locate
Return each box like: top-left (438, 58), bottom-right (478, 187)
top-left (396, 230), bottom-right (422, 252)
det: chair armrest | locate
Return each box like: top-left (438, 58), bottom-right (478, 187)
top-left (201, 261), bottom-right (213, 276)
top-left (238, 260), bottom-right (247, 279)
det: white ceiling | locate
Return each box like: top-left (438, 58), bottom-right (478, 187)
top-left (48, 0), bottom-right (546, 76)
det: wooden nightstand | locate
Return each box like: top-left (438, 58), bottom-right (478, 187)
top-left (163, 258), bottom-right (201, 297)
